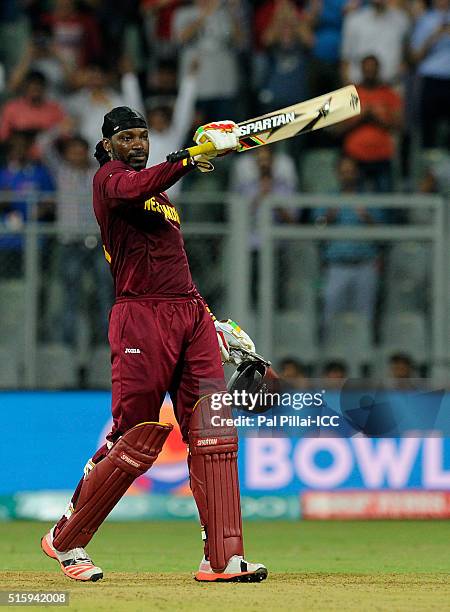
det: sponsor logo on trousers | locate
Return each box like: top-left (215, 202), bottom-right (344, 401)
top-left (120, 452), bottom-right (140, 468)
top-left (196, 438), bottom-right (218, 447)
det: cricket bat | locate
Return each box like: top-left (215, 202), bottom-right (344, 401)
top-left (166, 85), bottom-right (360, 162)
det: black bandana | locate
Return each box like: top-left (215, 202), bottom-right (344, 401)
top-left (102, 106), bottom-right (147, 138)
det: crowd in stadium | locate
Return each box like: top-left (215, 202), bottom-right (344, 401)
top-left (0, 0), bottom-right (449, 382)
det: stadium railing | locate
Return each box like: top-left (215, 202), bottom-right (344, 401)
top-left (0, 191), bottom-right (447, 387)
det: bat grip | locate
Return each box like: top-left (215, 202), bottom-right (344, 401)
top-left (166, 142), bottom-right (216, 163)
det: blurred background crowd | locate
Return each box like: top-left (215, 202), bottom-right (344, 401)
top-left (0, 0), bottom-right (449, 387)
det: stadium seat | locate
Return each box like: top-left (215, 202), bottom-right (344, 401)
top-left (0, 345), bottom-right (19, 388)
top-left (380, 312), bottom-right (429, 364)
top-left (300, 149), bottom-right (339, 193)
top-left (279, 242), bottom-right (319, 311)
top-left (274, 310), bottom-right (318, 364)
top-left (384, 243), bottom-right (429, 313)
top-left (86, 345), bottom-right (111, 389)
top-left (323, 312), bottom-right (373, 376)
top-left (36, 344), bottom-right (77, 389)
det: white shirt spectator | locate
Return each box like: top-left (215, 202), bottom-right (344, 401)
top-left (410, 8), bottom-right (450, 79)
top-left (147, 74), bottom-right (196, 165)
top-left (342, 6), bottom-right (410, 84)
top-left (230, 152), bottom-right (299, 250)
top-left (230, 153), bottom-right (298, 195)
top-left (38, 132), bottom-right (97, 232)
top-left (147, 72), bottom-right (197, 200)
top-left (173, 5), bottom-right (238, 100)
top-left (66, 73), bottom-right (144, 152)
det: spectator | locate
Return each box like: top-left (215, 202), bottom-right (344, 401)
top-left (40, 0), bottom-right (102, 69)
top-left (341, 0), bottom-right (410, 85)
top-left (230, 147), bottom-right (299, 206)
top-left (141, 0), bottom-right (182, 62)
top-left (279, 357), bottom-right (309, 388)
top-left (389, 352), bottom-right (414, 379)
top-left (258, 0), bottom-right (313, 112)
top-left (145, 59), bottom-right (178, 107)
top-left (388, 352), bottom-right (418, 388)
top-left (0, 0), bottom-right (28, 76)
top-left (0, 71), bottom-right (67, 144)
top-left (7, 29), bottom-right (74, 98)
top-left (312, 156), bottom-right (387, 335)
top-left (341, 55), bottom-right (403, 192)
top-left (146, 61), bottom-right (198, 201)
top-left (0, 131), bottom-right (55, 278)
top-left (94, 1), bottom-right (142, 67)
top-left (307, 0), bottom-right (349, 96)
top-left (323, 360), bottom-right (348, 387)
top-left (66, 60), bottom-right (144, 152)
top-left (410, 0), bottom-right (450, 148)
top-left (173, 0), bottom-right (241, 119)
top-left (419, 150), bottom-right (450, 195)
top-left (230, 146), bottom-right (299, 306)
top-left (254, 0), bottom-right (303, 47)
top-left (39, 132), bottom-right (112, 347)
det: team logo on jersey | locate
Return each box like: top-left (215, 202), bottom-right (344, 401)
top-left (144, 196), bottom-right (180, 224)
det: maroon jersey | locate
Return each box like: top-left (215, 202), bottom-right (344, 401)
top-left (93, 159), bottom-right (196, 298)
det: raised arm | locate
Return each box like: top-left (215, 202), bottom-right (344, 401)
top-left (170, 69), bottom-right (198, 145)
top-left (103, 159), bottom-right (194, 204)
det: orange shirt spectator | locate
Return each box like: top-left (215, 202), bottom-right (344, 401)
top-left (344, 86), bottom-right (402, 161)
top-left (343, 56), bottom-right (403, 163)
top-left (0, 72), bottom-right (67, 143)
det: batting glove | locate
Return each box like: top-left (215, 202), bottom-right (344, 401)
top-left (214, 319), bottom-right (256, 365)
top-left (193, 121), bottom-right (239, 172)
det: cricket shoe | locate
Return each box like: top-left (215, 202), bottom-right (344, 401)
top-left (195, 555), bottom-right (268, 582)
top-left (41, 528), bottom-right (103, 582)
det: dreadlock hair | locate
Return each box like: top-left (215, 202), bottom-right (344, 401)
top-left (94, 141), bottom-right (110, 167)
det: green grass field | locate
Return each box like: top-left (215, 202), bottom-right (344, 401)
top-left (1, 521), bottom-right (449, 611)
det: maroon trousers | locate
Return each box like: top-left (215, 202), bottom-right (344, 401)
top-left (55, 296), bottom-right (226, 536)
top-left (108, 296), bottom-right (225, 441)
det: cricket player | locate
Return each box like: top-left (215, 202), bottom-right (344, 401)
top-left (41, 106), bottom-right (267, 583)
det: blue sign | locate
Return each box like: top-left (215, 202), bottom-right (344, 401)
top-left (1, 392), bottom-right (449, 496)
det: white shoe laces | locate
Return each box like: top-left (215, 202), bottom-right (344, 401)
top-left (70, 547), bottom-right (92, 562)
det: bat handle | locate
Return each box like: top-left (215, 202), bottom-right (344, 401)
top-left (166, 142), bottom-right (216, 162)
